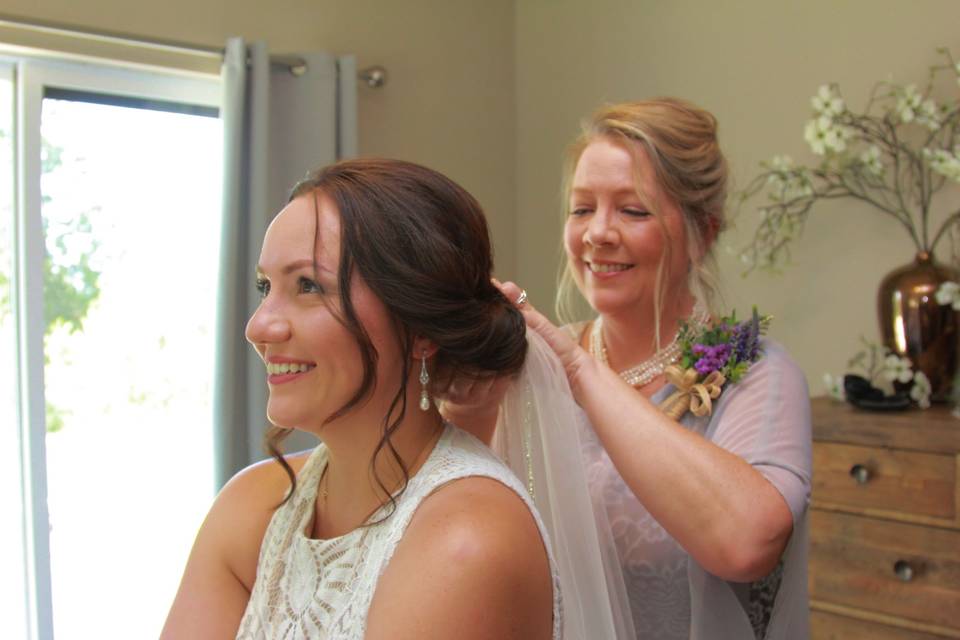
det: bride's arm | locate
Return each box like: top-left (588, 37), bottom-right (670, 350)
top-left (365, 477), bottom-right (554, 640)
top-left (160, 455), bottom-right (306, 639)
top-left (499, 282), bottom-right (801, 583)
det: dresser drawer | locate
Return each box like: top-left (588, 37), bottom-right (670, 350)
top-left (811, 608), bottom-right (950, 639)
top-left (809, 510), bottom-right (960, 629)
top-left (812, 442), bottom-right (956, 519)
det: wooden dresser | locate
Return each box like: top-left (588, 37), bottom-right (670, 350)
top-left (809, 397), bottom-right (960, 639)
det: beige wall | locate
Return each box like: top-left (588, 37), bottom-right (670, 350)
top-left (5, 1), bottom-right (960, 388)
top-left (1, 0), bottom-right (518, 275)
top-left (515, 0), bottom-right (960, 390)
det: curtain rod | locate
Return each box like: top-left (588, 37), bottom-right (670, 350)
top-left (0, 12), bottom-right (388, 85)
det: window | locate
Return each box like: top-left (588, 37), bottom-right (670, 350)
top-left (0, 59), bottom-right (29, 640)
top-left (6, 56), bottom-right (222, 639)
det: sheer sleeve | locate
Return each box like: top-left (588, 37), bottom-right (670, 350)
top-left (702, 339), bottom-right (812, 526)
top-left (687, 338), bottom-right (812, 640)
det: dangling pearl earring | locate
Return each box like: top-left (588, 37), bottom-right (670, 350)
top-left (419, 350), bottom-right (430, 411)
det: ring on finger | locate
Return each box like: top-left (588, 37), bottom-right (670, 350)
top-left (515, 289), bottom-right (528, 306)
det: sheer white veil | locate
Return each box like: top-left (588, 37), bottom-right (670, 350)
top-left (492, 331), bottom-right (811, 640)
top-left (492, 330), bottom-right (636, 640)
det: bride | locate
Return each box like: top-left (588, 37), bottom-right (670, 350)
top-left (161, 158), bottom-right (560, 640)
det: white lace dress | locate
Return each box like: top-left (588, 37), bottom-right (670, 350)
top-left (579, 338), bottom-right (812, 639)
top-left (236, 423), bottom-right (563, 640)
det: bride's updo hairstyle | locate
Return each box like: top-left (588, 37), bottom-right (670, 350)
top-left (558, 98), bottom-right (729, 329)
top-left (268, 157), bottom-right (527, 511)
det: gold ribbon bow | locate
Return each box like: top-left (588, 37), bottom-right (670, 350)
top-left (658, 365), bottom-right (726, 420)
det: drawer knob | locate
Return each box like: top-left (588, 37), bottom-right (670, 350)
top-left (893, 560), bottom-right (915, 582)
top-left (849, 464), bottom-right (871, 484)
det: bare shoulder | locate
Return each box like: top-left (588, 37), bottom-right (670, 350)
top-left (160, 450), bottom-right (313, 639)
top-left (213, 450), bottom-right (312, 587)
top-left (402, 475), bottom-right (548, 564)
top-left (365, 476), bottom-right (554, 640)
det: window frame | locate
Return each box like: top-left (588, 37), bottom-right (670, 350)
top-left (7, 54), bottom-right (219, 639)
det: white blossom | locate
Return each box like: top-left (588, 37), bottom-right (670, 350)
top-left (770, 155), bottom-right (794, 172)
top-left (823, 373), bottom-right (845, 401)
top-left (916, 99), bottom-right (941, 131)
top-left (895, 84), bottom-right (923, 123)
top-left (824, 129), bottom-right (843, 153)
top-left (803, 116), bottom-right (850, 156)
top-left (935, 281), bottom-right (960, 310)
top-left (824, 125), bottom-right (851, 153)
top-left (804, 118), bottom-right (827, 155)
top-left (765, 156), bottom-right (814, 203)
top-left (859, 145), bottom-right (884, 176)
top-left (910, 371), bottom-right (931, 409)
top-left (811, 84), bottom-right (845, 118)
top-left (924, 147), bottom-right (960, 182)
top-left (882, 354), bottom-right (914, 384)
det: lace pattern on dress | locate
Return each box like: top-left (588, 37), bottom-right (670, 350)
top-left (236, 424), bottom-right (563, 640)
top-left (748, 561), bottom-right (784, 639)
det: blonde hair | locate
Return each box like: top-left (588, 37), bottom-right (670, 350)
top-left (557, 98), bottom-right (729, 343)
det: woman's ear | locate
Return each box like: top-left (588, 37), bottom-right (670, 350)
top-left (411, 337), bottom-right (438, 360)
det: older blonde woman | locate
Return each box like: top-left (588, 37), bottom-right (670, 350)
top-left (447, 98), bottom-right (812, 640)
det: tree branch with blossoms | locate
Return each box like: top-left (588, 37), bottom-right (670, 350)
top-left (737, 47), bottom-right (960, 273)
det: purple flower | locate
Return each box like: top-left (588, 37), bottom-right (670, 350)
top-left (694, 358), bottom-right (719, 375)
top-left (732, 315), bottom-right (761, 363)
top-left (713, 343), bottom-right (731, 361)
top-left (693, 343), bottom-right (731, 375)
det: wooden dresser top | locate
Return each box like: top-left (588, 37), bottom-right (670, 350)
top-left (811, 396), bottom-right (960, 454)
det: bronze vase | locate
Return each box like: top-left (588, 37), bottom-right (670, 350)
top-left (877, 251), bottom-right (959, 402)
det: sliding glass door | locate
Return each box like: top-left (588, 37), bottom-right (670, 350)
top-left (8, 56), bottom-right (222, 639)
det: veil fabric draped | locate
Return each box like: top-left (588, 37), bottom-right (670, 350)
top-left (493, 330), bottom-right (637, 639)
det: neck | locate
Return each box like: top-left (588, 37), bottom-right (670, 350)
top-left (313, 392), bottom-right (443, 538)
top-left (600, 290), bottom-right (698, 372)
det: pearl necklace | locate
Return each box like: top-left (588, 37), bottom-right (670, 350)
top-left (589, 309), bottom-right (710, 388)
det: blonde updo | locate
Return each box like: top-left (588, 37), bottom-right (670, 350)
top-left (557, 98), bottom-right (729, 332)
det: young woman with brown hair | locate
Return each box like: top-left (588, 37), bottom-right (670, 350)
top-left (162, 158), bottom-right (560, 640)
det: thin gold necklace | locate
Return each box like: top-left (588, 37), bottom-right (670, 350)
top-left (590, 308), bottom-right (710, 388)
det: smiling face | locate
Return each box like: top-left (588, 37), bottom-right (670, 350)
top-left (245, 191), bottom-right (400, 433)
top-left (563, 136), bottom-right (692, 319)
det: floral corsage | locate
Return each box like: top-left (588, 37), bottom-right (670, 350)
top-left (659, 308), bottom-right (771, 420)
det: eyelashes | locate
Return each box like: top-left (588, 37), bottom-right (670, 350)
top-left (297, 276), bottom-right (324, 294)
top-left (256, 277), bottom-right (269, 299)
top-left (254, 275), bottom-right (325, 299)
top-left (568, 207), bottom-right (651, 218)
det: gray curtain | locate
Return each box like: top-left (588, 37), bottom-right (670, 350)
top-left (213, 37), bottom-right (357, 490)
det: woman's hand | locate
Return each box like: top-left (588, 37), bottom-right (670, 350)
top-left (494, 280), bottom-right (597, 399)
top-left (438, 375), bottom-right (512, 445)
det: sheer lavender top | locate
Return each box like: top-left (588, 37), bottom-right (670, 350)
top-left (579, 337), bottom-right (812, 640)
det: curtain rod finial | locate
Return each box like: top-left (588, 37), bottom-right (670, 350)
top-left (359, 65), bottom-right (387, 89)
